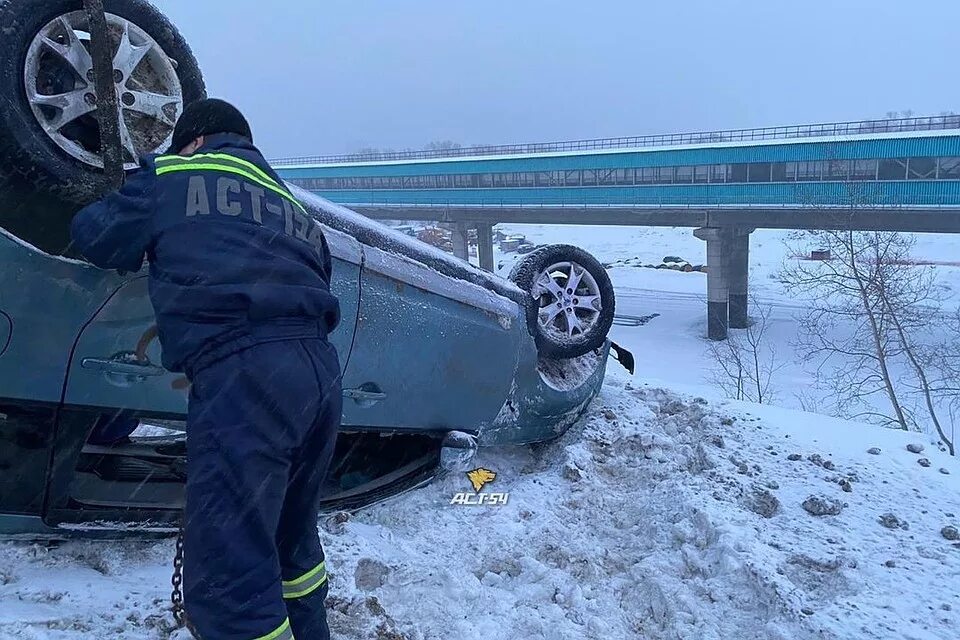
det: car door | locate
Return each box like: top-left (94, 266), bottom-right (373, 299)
top-left (44, 226), bottom-right (363, 527)
top-left (341, 244), bottom-right (522, 433)
top-left (60, 274), bottom-right (184, 417)
top-left (0, 231), bottom-right (123, 523)
top-left (60, 225), bottom-right (362, 416)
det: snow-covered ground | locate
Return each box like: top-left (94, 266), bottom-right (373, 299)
top-left (2, 370), bottom-right (958, 639)
top-left (2, 224), bottom-right (959, 639)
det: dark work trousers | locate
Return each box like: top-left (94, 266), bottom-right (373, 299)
top-left (183, 338), bottom-right (341, 640)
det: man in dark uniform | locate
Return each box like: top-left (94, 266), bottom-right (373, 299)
top-left (71, 98), bottom-right (341, 640)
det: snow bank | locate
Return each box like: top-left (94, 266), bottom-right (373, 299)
top-left (1, 371), bottom-right (958, 639)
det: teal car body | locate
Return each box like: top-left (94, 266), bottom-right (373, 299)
top-left (0, 191), bottom-right (610, 537)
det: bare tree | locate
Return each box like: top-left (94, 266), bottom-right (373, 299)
top-left (347, 146), bottom-right (394, 161)
top-left (780, 147), bottom-right (959, 451)
top-left (707, 298), bottom-right (781, 403)
top-left (691, 133), bottom-right (728, 144)
top-left (780, 187), bottom-right (957, 452)
top-left (423, 140), bottom-right (462, 153)
top-left (794, 388), bottom-right (822, 414)
top-left (780, 226), bottom-right (918, 428)
top-left (708, 331), bottom-right (748, 401)
top-left (884, 109), bottom-right (915, 120)
top-left (866, 243), bottom-right (957, 454)
top-left (903, 308), bottom-right (960, 455)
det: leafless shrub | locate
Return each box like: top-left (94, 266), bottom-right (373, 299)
top-left (708, 299), bottom-right (782, 404)
top-left (778, 181), bottom-right (955, 453)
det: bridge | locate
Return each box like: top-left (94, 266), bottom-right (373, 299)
top-left (272, 116), bottom-right (960, 339)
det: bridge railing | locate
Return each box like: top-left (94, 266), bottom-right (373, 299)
top-left (323, 194), bottom-right (957, 208)
top-left (271, 115), bottom-right (960, 166)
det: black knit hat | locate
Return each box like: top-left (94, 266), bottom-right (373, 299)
top-left (168, 98), bottom-right (252, 153)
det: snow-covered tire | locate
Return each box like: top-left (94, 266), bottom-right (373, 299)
top-left (0, 0), bottom-right (205, 254)
top-left (509, 244), bottom-right (615, 359)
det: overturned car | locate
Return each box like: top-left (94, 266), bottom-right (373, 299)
top-left (0, 0), bottom-right (624, 537)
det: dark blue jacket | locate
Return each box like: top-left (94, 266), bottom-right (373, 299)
top-left (70, 134), bottom-right (340, 376)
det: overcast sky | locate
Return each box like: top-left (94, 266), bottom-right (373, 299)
top-left (152, 0), bottom-right (959, 159)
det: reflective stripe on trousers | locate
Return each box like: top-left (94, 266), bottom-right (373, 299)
top-left (282, 561), bottom-right (328, 600)
top-left (253, 618), bottom-right (293, 640)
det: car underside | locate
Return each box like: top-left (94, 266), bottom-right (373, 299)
top-left (0, 407), bottom-right (446, 537)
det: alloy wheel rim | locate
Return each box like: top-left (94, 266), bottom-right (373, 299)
top-left (531, 260), bottom-right (603, 338)
top-left (24, 11), bottom-right (183, 170)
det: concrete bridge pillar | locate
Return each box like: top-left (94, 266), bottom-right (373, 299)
top-left (694, 227), bottom-right (754, 339)
top-left (451, 222), bottom-right (470, 261)
top-left (728, 228), bottom-right (753, 329)
top-left (475, 222), bottom-right (495, 271)
top-left (694, 227), bottom-right (732, 340)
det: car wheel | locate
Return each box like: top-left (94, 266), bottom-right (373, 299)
top-left (509, 244), bottom-right (615, 359)
top-left (0, 0), bottom-right (205, 255)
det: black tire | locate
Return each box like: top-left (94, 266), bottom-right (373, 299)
top-left (509, 244), bottom-right (615, 359)
top-left (0, 0), bottom-right (205, 255)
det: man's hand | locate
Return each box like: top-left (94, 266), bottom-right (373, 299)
top-left (70, 166), bottom-right (155, 271)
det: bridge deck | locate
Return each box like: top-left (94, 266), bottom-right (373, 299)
top-left (272, 119), bottom-right (960, 231)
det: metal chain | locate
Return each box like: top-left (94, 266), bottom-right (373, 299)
top-left (171, 521), bottom-right (200, 638)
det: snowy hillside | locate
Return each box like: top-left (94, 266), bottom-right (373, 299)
top-left (3, 224), bottom-right (960, 639)
top-left (2, 368), bottom-right (958, 639)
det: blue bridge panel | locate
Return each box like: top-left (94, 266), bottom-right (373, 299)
top-left (274, 131), bottom-right (960, 209)
top-left (307, 181), bottom-right (960, 208)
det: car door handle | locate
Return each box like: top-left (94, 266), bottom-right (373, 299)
top-left (343, 389), bottom-right (387, 401)
top-left (82, 358), bottom-right (167, 377)
top-left (343, 383), bottom-right (387, 406)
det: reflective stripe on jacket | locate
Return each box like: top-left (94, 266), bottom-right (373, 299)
top-left (70, 133), bottom-right (340, 375)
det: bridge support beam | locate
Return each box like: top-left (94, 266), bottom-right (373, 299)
top-left (475, 222), bottom-right (495, 271)
top-left (694, 227), bottom-right (732, 340)
top-left (728, 228), bottom-right (753, 329)
top-left (694, 227), bottom-right (754, 339)
top-left (451, 222), bottom-right (470, 261)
